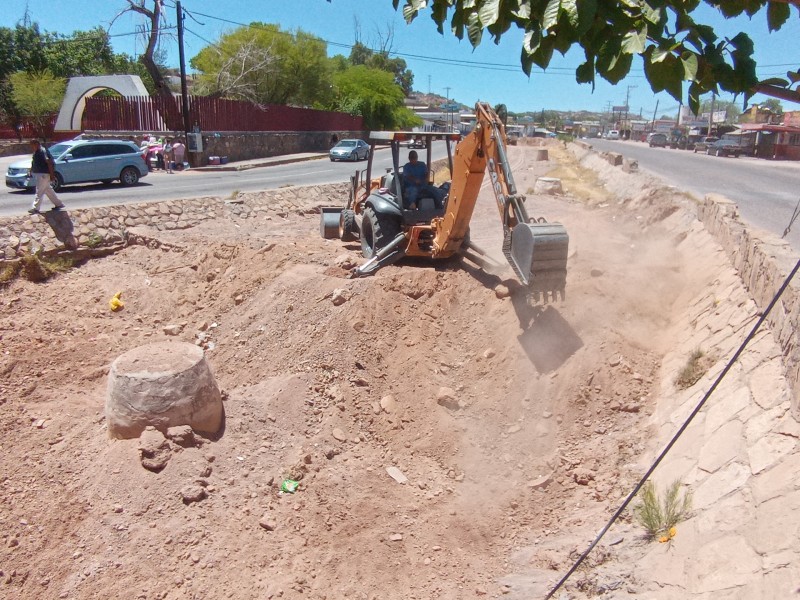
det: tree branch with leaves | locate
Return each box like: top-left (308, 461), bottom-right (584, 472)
top-left (387, 0), bottom-right (800, 112)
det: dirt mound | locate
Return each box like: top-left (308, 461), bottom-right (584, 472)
top-left (0, 144), bottom-right (716, 598)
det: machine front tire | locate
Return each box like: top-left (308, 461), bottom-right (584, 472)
top-left (339, 209), bottom-right (357, 242)
top-left (360, 206), bottom-right (400, 259)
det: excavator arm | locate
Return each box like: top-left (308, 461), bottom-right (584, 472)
top-left (432, 102), bottom-right (569, 300)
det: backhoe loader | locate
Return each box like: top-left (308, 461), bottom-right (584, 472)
top-left (319, 102), bottom-right (569, 300)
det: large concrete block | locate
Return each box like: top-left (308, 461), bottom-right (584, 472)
top-left (106, 341), bottom-right (223, 439)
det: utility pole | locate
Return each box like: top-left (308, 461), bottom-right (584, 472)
top-left (176, 1), bottom-right (190, 144)
top-left (651, 100), bottom-right (659, 133)
top-left (428, 75), bottom-right (431, 95)
top-left (624, 85), bottom-right (637, 138)
top-left (708, 92), bottom-right (716, 136)
top-left (444, 86), bottom-right (452, 130)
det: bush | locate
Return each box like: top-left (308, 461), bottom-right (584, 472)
top-left (634, 480), bottom-right (692, 542)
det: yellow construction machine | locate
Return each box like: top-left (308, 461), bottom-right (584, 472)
top-left (320, 102), bottom-right (569, 300)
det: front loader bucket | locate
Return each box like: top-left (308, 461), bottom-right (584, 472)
top-left (504, 222), bottom-right (569, 301)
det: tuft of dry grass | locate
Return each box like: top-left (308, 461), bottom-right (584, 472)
top-left (5, 254), bottom-right (75, 284)
top-left (675, 348), bottom-right (711, 389)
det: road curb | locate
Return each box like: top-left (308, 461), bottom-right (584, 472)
top-left (193, 154), bottom-right (327, 172)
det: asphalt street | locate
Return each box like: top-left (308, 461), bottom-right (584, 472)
top-left (588, 138), bottom-right (800, 251)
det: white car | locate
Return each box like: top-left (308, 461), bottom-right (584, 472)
top-left (606, 130), bottom-right (620, 140)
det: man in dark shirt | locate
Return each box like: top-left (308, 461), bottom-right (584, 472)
top-left (29, 139), bottom-right (65, 214)
top-left (401, 150), bottom-right (445, 210)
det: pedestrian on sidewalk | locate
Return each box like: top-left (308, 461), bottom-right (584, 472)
top-left (163, 138), bottom-right (174, 173)
top-left (28, 139), bottom-right (65, 214)
top-left (172, 138), bottom-right (186, 170)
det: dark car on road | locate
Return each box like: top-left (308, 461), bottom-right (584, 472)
top-left (329, 139), bottom-right (370, 162)
top-left (706, 138), bottom-right (745, 158)
top-left (648, 133), bottom-right (668, 147)
top-left (692, 137), bottom-right (719, 153)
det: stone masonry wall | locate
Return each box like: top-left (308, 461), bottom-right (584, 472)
top-left (0, 182), bottom-right (351, 261)
top-left (697, 194), bottom-right (800, 416)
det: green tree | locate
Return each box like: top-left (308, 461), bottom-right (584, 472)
top-left (332, 65), bottom-right (421, 130)
top-left (349, 41), bottom-right (414, 96)
top-left (761, 97), bottom-right (783, 115)
top-left (42, 27), bottom-right (116, 78)
top-left (191, 23), bottom-right (333, 106)
top-left (387, 0), bottom-right (800, 113)
top-left (9, 70), bottom-right (66, 139)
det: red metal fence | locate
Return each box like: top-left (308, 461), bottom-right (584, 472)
top-left (81, 96), bottom-right (363, 133)
top-left (0, 114), bottom-right (59, 140)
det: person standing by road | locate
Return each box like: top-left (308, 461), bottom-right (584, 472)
top-left (28, 139), bottom-right (65, 214)
top-left (172, 138), bottom-right (186, 170)
top-left (163, 138), bottom-right (174, 173)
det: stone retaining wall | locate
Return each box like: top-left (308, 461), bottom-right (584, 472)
top-left (697, 194), bottom-right (800, 415)
top-left (0, 182), bottom-right (350, 260)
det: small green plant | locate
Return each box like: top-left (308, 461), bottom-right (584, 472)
top-left (676, 348), bottom-right (710, 389)
top-left (84, 232), bottom-right (104, 248)
top-left (634, 480), bottom-right (692, 542)
top-left (0, 262), bottom-right (21, 284)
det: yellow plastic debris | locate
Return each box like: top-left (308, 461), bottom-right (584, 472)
top-left (109, 291), bottom-right (124, 312)
top-left (658, 526), bottom-right (678, 543)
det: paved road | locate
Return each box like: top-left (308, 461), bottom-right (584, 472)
top-left (0, 146), bottom-right (423, 217)
top-left (588, 138), bottom-right (800, 251)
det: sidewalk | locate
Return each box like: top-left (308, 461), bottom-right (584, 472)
top-left (192, 152), bottom-right (328, 172)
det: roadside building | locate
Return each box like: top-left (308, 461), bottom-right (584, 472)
top-left (738, 123), bottom-right (800, 160)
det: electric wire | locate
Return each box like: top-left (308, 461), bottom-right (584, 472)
top-left (544, 255), bottom-right (800, 599)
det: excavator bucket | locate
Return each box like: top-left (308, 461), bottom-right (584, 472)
top-left (504, 222), bottom-right (569, 301)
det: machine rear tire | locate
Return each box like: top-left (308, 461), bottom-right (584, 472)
top-left (339, 209), bottom-right (357, 242)
top-left (360, 206), bottom-right (400, 259)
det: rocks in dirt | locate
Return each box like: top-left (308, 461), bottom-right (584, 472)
top-left (436, 387), bottom-right (460, 410)
top-left (162, 324), bottom-right (184, 336)
top-left (334, 254), bottom-right (357, 270)
top-left (590, 268), bottom-right (604, 277)
top-left (331, 288), bottom-right (349, 306)
top-left (233, 294), bottom-right (244, 305)
top-left (533, 177), bottom-right (564, 195)
top-left (494, 284), bottom-right (511, 299)
top-left (259, 514), bottom-right (276, 531)
top-left (331, 428), bottom-right (347, 442)
top-left (528, 473), bottom-right (553, 490)
top-left (139, 427), bottom-right (172, 472)
top-left (106, 341), bottom-right (223, 439)
top-left (483, 348), bottom-right (496, 359)
top-left (180, 483), bottom-right (207, 504)
top-left (389, 533), bottom-right (403, 542)
top-left (507, 424), bottom-right (522, 434)
top-left (572, 468), bottom-right (596, 486)
top-left (386, 466), bottom-right (409, 485)
top-left (166, 425), bottom-right (196, 447)
top-left (379, 394), bottom-right (397, 413)
top-left (609, 356), bottom-right (622, 367)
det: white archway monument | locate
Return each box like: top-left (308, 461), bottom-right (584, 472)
top-left (55, 75), bottom-right (150, 132)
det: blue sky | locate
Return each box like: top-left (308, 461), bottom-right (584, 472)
top-left (2, 0), bottom-right (798, 115)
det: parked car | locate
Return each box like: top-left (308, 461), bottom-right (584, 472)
top-left (706, 138), bottom-right (745, 157)
top-left (606, 130), bottom-right (620, 140)
top-left (692, 137), bottom-right (719, 153)
top-left (329, 139), bottom-right (370, 161)
top-left (407, 138), bottom-right (426, 149)
top-left (5, 139), bottom-right (148, 192)
top-left (648, 133), bottom-right (668, 147)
